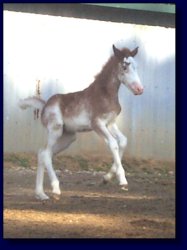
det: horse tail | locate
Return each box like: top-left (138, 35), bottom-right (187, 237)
top-left (19, 96), bottom-right (46, 111)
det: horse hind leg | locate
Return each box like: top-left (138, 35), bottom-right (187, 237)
top-left (35, 131), bottom-right (76, 200)
top-left (35, 151), bottom-right (49, 200)
top-left (35, 111), bottom-right (64, 200)
top-left (52, 131), bottom-right (76, 155)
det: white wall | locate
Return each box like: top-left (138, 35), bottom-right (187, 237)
top-left (3, 11), bottom-right (175, 160)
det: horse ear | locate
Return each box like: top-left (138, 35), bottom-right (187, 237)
top-left (113, 45), bottom-right (124, 60)
top-left (131, 47), bottom-right (139, 57)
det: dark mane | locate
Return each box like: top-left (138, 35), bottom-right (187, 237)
top-left (94, 55), bottom-right (119, 84)
top-left (93, 47), bottom-right (132, 85)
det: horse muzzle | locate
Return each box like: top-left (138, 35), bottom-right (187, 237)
top-left (131, 83), bottom-right (144, 95)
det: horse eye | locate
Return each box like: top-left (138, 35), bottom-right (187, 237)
top-left (122, 62), bottom-right (131, 70)
top-left (122, 62), bottom-right (130, 71)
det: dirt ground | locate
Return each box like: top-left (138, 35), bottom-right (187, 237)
top-left (3, 153), bottom-right (175, 238)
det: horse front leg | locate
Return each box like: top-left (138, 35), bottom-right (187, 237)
top-left (103, 123), bottom-right (127, 184)
top-left (109, 123), bottom-right (127, 159)
top-left (94, 120), bottom-right (128, 189)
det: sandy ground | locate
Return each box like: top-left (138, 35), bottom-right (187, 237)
top-left (3, 153), bottom-right (175, 238)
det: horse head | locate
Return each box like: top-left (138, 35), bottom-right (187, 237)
top-left (113, 45), bottom-right (144, 95)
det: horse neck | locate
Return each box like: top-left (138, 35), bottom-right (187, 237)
top-left (94, 71), bottom-right (121, 100)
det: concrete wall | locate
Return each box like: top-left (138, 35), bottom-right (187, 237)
top-left (3, 11), bottom-right (175, 160)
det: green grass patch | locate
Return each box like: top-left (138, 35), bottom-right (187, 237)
top-left (74, 156), bottom-right (89, 170)
top-left (4, 154), bottom-right (30, 168)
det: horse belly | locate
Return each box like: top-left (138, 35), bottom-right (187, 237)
top-left (64, 111), bottom-right (92, 132)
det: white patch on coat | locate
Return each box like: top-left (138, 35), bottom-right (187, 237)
top-left (64, 110), bottom-right (92, 132)
top-left (100, 112), bottom-right (117, 126)
top-left (44, 104), bottom-right (63, 130)
top-left (124, 56), bottom-right (137, 69)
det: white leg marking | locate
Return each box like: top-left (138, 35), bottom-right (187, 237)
top-left (35, 150), bottom-right (49, 200)
top-left (110, 123), bottom-right (127, 159)
top-left (110, 123), bottom-right (128, 186)
top-left (35, 106), bottom-right (63, 200)
top-left (95, 120), bottom-right (128, 186)
top-left (104, 124), bottom-right (128, 184)
top-left (41, 148), bottom-right (61, 195)
top-left (103, 163), bottom-right (116, 182)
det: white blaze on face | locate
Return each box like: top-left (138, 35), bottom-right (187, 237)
top-left (120, 57), bottom-right (144, 95)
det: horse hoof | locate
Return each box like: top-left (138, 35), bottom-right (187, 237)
top-left (35, 192), bottom-right (50, 201)
top-left (52, 193), bottom-right (61, 201)
top-left (120, 184), bottom-right (128, 191)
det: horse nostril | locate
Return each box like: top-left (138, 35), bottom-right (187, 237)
top-left (135, 85), bottom-right (144, 95)
top-left (132, 83), bottom-right (144, 94)
top-left (137, 86), bottom-right (144, 93)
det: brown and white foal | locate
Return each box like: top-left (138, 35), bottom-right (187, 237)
top-left (19, 45), bottom-right (144, 200)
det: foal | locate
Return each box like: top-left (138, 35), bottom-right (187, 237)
top-left (19, 45), bottom-right (144, 200)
